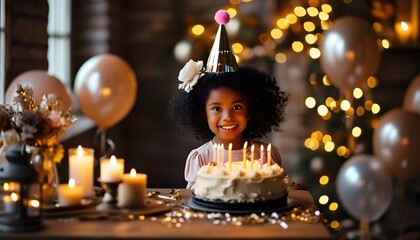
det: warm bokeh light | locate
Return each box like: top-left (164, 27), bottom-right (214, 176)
top-left (330, 220), bottom-right (340, 229)
top-left (286, 14), bottom-right (298, 24)
top-left (322, 75), bottom-right (331, 86)
top-left (372, 103), bottom-right (380, 114)
top-left (337, 146), bottom-right (347, 156)
top-left (232, 43), bottom-right (243, 54)
top-left (270, 28), bottom-right (283, 39)
top-left (322, 134), bottom-right (332, 143)
top-left (324, 141), bottom-right (335, 152)
top-left (191, 24), bottom-right (205, 36)
top-left (319, 195), bottom-right (329, 205)
top-left (367, 76), bottom-right (378, 88)
top-left (353, 88), bottom-right (363, 99)
top-left (356, 106), bottom-right (365, 116)
top-left (381, 39), bottom-right (390, 49)
top-left (329, 202), bottom-right (338, 211)
top-left (317, 105), bottom-right (329, 116)
top-left (352, 126), bottom-right (362, 137)
top-left (226, 8), bottom-right (237, 18)
top-left (303, 21), bottom-right (316, 32)
top-left (321, 4), bottom-right (332, 13)
top-left (365, 100), bottom-right (373, 111)
top-left (292, 41), bottom-right (304, 52)
top-left (319, 175), bottom-right (329, 185)
top-left (276, 18), bottom-right (289, 29)
top-left (305, 34), bottom-right (317, 44)
top-left (305, 97), bottom-right (316, 108)
top-left (312, 130), bottom-right (323, 141)
top-left (275, 52), bottom-right (287, 63)
top-left (318, 12), bottom-right (329, 21)
top-left (307, 7), bottom-right (319, 17)
top-left (309, 47), bottom-right (321, 59)
top-left (294, 6), bottom-right (306, 17)
top-left (340, 100), bottom-right (351, 111)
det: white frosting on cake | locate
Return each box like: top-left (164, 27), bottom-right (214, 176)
top-left (193, 160), bottom-right (288, 203)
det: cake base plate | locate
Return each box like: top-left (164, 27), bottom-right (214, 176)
top-left (183, 194), bottom-right (293, 214)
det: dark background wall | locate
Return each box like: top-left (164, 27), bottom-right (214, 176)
top-left (4, 0), bottom-right (420, 188)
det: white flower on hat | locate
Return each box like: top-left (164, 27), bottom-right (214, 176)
top-left (178, 59), bottom-right (204, 93)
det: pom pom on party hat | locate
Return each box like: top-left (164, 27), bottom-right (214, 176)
top-left (206, 10), bottom-right (238, 74)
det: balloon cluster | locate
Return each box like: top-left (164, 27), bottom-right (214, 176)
top-left (5, 54), bottom-right (138, 158)
top-left (325, 17), bottom-right (420, 230)
top-left (336, 75), bottom-right (420, 227)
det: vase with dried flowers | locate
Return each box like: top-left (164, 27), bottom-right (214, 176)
top-left (0, 84), bottom-right (76, 206)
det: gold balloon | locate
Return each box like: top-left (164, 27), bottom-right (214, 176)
top-left (373, 108), bottom-right (420, 180)
top-left (74, 54), bottom-right (138, 130)
top-left (5, 70), bottom-right (73, 113)
top-left (320, 16), bottom-right (381, 93)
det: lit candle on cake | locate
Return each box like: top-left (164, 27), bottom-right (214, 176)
top-left (213, 143), bottom-right (217, 164)
top-left (267, 143), bottom-right (272, 166)
top-left (3, 192), bottom-right (19, 213)
top-left (228, 143), bottom-right (233, 172)
top-left (242, 141), bottom-right (248, 168)
top-left (217, 144), bottom-right (221, 167)
top-left (100, 155), bottom-right (125, 182)
top-left (118, 168), bottom-right (147, 209)
top-left (58, 178), bottom-right (83, 207)
top-left (69, 145), bottom-right (94, 197)
top-left (260, 145), bottom-right (265, 167)
top-left (250, 144), bottom-right (255, 170)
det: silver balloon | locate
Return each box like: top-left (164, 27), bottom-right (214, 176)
top-left (336, 154), bottom-right (393, 222)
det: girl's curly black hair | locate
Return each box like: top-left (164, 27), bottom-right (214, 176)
top-left (169, 65), bottom-right (289, 141)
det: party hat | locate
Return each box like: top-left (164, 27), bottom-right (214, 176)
top-left (206, 10), bottom-right (238, 73)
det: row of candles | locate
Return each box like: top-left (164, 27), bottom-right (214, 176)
top-left (212, 142), bottom-right (272, 172)
top-left (59, 145), bottom-right (147, 208)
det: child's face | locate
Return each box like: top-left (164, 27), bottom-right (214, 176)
top-left (205, 87), bottom-right (248, 146)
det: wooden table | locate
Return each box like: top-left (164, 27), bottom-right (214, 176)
top-left (0, 189), bottom-right (331, 239)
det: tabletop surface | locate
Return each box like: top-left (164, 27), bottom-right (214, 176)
top-left (0, 188), bottom-right (331, 239)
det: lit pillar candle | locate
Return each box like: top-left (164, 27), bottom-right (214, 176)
top-left (217, 144), bottom-right (221, 168)
top-left (242, 141), bottom-right (248, 168)
top-left (250, 145), bottom-right (255, 170)
top-left (260, 145), bottom-right (265, 167)
top-left (100, 155), bottom-right (125, 182)
top-left (69, 145), bottom-right (94, 197)
top-left (267, 143), bottom-right (272, 166)
top-left (58, 178), bottom-right (83, 207)
top-left (395, 21), bottom-right (412, 44)
top-left (228, 143), bottom-right (233, 172)
top-left (3, 192), bottom-right (19, 213)
top-left (118, 168), bottom-right (147, 209)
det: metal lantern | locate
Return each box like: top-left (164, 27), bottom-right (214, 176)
top-left (0, 144), bottom-right (43, 232)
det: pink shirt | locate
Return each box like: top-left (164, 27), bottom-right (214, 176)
top-left (184, 140), bottom-right (282, 189)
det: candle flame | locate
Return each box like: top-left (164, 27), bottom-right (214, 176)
top-left (130, 168), bottom-right (137, 177)
top-left (228, 143), bottom-right (232, 150)
top-left (29, 199), bottom-right (40, 208)
top-left (267, 143), bottom-right (271, 151)
top-left (401, 21), bottom-right (409, 31)
top-left (3, 182), bottom-right (9, 191)
top-left (260, 145), bottom-right (264, 151)
top-left (243, 141), bottom-right (248, 149)
top-left (77, 145), bottom-right (84, 157)
top-left (110, 155), bottom-right (117, 166)
top-left (11, 192), bottom-right (18, 201)
top-left (213, 143), bottom-right (217, 150)
top-left (69, 178), bottom-right (76, 188)
top-left (251, 144), bottom-right (255, 152)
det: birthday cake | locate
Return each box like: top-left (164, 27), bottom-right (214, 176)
top-left (192, 160), bottom-right (288, 204)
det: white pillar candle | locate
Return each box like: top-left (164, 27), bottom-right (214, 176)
top-left (69, 145), bottom-right (94, 197)
top-left (58, 179), bottom-right (83, 207)
top-left (100, 155), bottom-right (125, 182)
top-left (3, 192), bottom-right (19, 213)
top-left (118, 168), bottom-right (147, 209)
